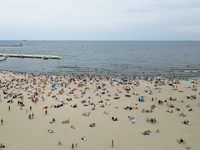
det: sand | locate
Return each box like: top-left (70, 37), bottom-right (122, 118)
top-left (0, 70), bottom-right (199, 150)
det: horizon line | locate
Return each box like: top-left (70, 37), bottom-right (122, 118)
top-left (0, 40), bottom-right (199, 42)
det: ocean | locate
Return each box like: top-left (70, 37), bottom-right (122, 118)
top-left (0, 41), bottom-right (199, 78)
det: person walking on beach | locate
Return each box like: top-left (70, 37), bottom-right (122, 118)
top-left (8, 106), bottom-right (10, 111)
top-left (32, 113), bottom-right (34, 119)
top-left (1, 118), bottom-right (3, 126)
top-left (30, 106), bottom-right (32, 111)
top-left (45, 110), bottom-right (47, 115)
top-left (72, 143), bottom-right (74, 149)
top-left (112, 140), bottom-right (114, 148)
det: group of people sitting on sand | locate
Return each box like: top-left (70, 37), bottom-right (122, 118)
top-left (124, 106), bottom-right (138, 110)
top-left (0, 143), bottom-right (5, 148)
top-left (187, 94), bottom-right (196, 99)
top-left (180, 113), bottom-right (187, 117)
top-left (169, 97), bottom-right (177, 101)
top-left (142, 109), bottom-right (153, 113)
top-left (129, 116), bottom-right (136, 124)
top-left (82, 112), bottom-right (92, 116)
top-left (112, 117), bottom-right (118, 121)
top-left (62, 119), bottom-right (69, 124)
top-left (183, 120), bottom-right (191, 126)
top-left (147, 117), bottom-right (157, 123)
top-left (167, 109), bottom-right (173, 113)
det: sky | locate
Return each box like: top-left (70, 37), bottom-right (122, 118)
top-left (0, 0), bottom-right (200, 40)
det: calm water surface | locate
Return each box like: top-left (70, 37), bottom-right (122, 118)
top-left (0, 41), bottom-right (199, 78)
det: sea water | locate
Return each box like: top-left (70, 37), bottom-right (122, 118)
top-left (0, 41), bottom-right (199, 78)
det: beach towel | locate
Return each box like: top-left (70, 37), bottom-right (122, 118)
top-left (143, 131), bottom-right (152, 135)
top-left (49, 122), bottom-right (53, 124)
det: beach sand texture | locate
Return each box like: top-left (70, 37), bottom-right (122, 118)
top-left (0, 71), bottom-right (199, 150)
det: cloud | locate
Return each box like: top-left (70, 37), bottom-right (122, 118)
top-left (126, 0), bottom-right (200, 13)
top-left (178, 26), bottom-right (200, 34)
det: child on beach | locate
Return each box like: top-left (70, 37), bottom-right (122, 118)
top-left (1, 118), bottom-right (3, 126)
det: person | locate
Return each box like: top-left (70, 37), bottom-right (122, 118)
top-left (76, 143), bottom-right (77, 147)
top-left (58, 141), bottom-right (61, 145)
top-left (8, 106), bottom-right (10, 111)
top-left (90, 123), bottom-right (95, 127)
top-left (48, 129), bottom-right (54, 133)
top-left (82, 136), bottom-right (86, 141)
top-left (144, 129), bottom-right (150, 134)
top-left (52, 118), bottom-right (55, 122)
top-left (45, 110), bottom-right (47, 115)
top-left (179, 138), bottom-right (184, 143)
top-left (1, 118), bottom-right (3, 126)
top-left (72, 143), bottom-right (74, 149)
top-left (112, 140), bottom-right (114, 148)
top-left (32, 113), bottom-right (34, 119)
top-left (30, 106), bottom-right (32, 111)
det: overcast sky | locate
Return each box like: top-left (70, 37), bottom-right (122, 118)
top-left (0, 0), bottom-right (200, 40)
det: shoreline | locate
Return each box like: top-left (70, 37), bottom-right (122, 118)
top-left (0, 69), bottom-right (199, 81)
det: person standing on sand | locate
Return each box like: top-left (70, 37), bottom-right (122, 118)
top-left (72, 143), bottom-right (74, 149)
top-left (30, 106), bottom-right (32, 111)
top-left (112, 140), bottom-right (114, 148)
top-left (8, 106), bottom-right (10, 111)
top-left (45, 110), bottom-right (47, 115)
top-left (1, 118), bottom-right (3, 126)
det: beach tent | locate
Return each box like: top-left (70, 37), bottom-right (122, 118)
top-left (52, 84), bottom-right (55, 88)
top-left (140, 98), bottom-right (145, 102)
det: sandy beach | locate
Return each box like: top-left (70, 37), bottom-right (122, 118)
top-left (0, 70), bottom-right (199, 150)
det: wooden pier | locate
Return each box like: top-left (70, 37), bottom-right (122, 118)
top-left (0, 54), bottom-right (61, 59)
top-left (0, 43), bottom-right (22, 47)
top-left (0, 57), bottom-right (6, 61)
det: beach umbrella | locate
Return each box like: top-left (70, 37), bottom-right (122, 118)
top-left (52, 84), bottom-right (55, 88)
top-left (140, 98), bottom-right (145, 102)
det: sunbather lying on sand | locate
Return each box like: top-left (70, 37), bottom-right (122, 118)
top-left (180, 113), bottom-right (187, 117)
top-left (48, 129), bottom-right (54, 133)
top-left (82, 112), bottom-right (92, 116)
top-left (71, 125), bottom-right (75, 129)
top-left (105, 102), bottom-right (111, 106)
top-left (143, 129), bottom-right (151, 135)
top-left (167, 109), bottom-right (173, 113)
top-left (90, 123), bottom-right (95, 127)
top-left (103, 111), bottom-right (109, 115)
